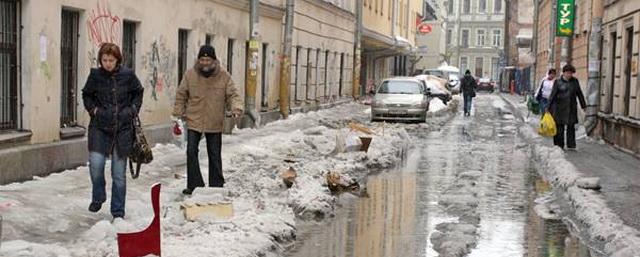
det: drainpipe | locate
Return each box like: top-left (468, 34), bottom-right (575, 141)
top-left (353, 0), bottom-right (363, 99)
top-left (584, 0), bottom-right (604, 135)
top-left (532, 0), bottom-right (540, 84)
top-left (279, 0), bottom-right (294, 119)
top-left (242, 0), bottom-right (260, 127)
top-left (549, 0), bottom-right (557, 69)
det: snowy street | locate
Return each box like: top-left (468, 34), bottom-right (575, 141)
top-left (0, 102), bottom-right (411, 257)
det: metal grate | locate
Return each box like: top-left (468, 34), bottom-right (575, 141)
top-left (178, 29), bottom-right (189, 83)
top-left (1, 0), bottom-right (19, 131)
top-left (60, 9), bottom-right (79, 127)
top-left (122, 21), bottom-right (136, 71)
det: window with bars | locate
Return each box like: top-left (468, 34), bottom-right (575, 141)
top-left (447, 29), bottom-right (452, 45)
top-left (178, 29), bottom-right (189, 83)
top-left (0, 0), bottom-right (20, 131)
top-left (475, 57), bottom-right (484, 77)
top-left (60, 9), bottom-right (79, 127)
top-left (227, 38), bottom-right (234, 75)
top-left (260, 43), bottom-right (268, 108)
top-left (122, 21), bottom-right (136, 71)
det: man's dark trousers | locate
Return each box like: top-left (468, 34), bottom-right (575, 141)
top-left (186, 129), bottom-right (224, 189)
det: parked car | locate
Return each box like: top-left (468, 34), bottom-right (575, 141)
top-left (371, 78), bottom-right (430, 123)
top-left (422, 69), bottom-right (446, 80)
top-left (447, 73), bottom-right (461, 94)
top-left (477, 77), bottom-right (495, 92)
top-left (415, 75), bottom-right (452, 104)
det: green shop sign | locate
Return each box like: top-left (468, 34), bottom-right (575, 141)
top-left (556, 0), bottom-right (576, 37)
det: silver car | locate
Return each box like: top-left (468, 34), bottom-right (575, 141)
top-left (371, 78), bottom-right (430, 123)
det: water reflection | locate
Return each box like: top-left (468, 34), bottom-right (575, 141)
top-left (287, 171), bottom-right (422, 257)
top-left (525, 177), bottom-right (593, 257)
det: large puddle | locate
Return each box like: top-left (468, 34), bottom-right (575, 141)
top-left (285, 151), bottom-right (595, 257)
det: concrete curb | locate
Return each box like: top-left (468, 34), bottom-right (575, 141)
top-left (499, 94), bottom-right (640, 256)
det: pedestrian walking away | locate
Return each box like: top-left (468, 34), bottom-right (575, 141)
top-left (535, 68), bottom-right (556, 114)
top-left (460, 69), bottom-right (477, 116)
top-left (81, 43), bottom-right (144, 220)
top-left (547, 64), bottom-right (586, 150)
top-left (172, 45), bottom-right (244, 195)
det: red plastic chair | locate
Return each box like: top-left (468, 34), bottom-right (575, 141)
top-left (117, 183), bottom-right (161, 257)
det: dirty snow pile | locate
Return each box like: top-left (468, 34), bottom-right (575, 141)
top-left (0, 103), bottom-right (410, 257)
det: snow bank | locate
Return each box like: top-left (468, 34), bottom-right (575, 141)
top-left (0, 103), bottom-right (409, 257)
top-left (517, 107), bottom-right (640, 256)
top-left (428, 98), bottom-right (448, 114)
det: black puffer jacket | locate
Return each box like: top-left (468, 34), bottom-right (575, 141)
top-left (82, 67), bottom-right (144, 158)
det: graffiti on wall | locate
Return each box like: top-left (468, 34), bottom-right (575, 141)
top-left (142, 37), bottom-right (177, 101)
top-left (86, 0), bottom-right (121, 66)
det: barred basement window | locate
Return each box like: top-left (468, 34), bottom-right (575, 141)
top-left (178, 29), bottom-right (189, 83)
top-left (60, 9), bottom-right (79, 127)
top-left (227, 38), bottom-right (234, 75)
top-left (0, 0), bottom-right (20, 131)
top-left (122, 21), bottom-right (137, 71)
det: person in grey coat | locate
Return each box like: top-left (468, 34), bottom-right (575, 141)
top-left (547, 64), bottom-right (587, 150)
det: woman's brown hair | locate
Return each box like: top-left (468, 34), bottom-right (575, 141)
top-left (97, 43), bottom-right (123, 67)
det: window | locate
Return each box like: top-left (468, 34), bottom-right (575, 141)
top-left (448, 0), bottom-right (454, 15)
top-left (261, 43), bottom-right (268, 108)
top-left (463, 0), bottom-right (471, 13)
top-left (122, 21), bottom-right (137, 71)
top-left (227, 38), bottom-right (235, 75)
top-left (339, 53), bottom-right (345, 96)
top-left (475, 57), bottom-right (483, 77)
top-left (494, 0), bottom-right (502, 13)
top-left (460, 57), bottom-right (469, 72)
top-left (491, 57), bottom-right (499, 80)
top-left (0, 0), bottom-right (20, 131)
top-left (61, 9), bottom-right (80, 127)
top-left (624, 26), bottom-right (633, 116)
top-left (294, 46), bottom-right (301, 101)
top-left (205, 34), bottom-right (214, 46)
top-left (477, 30), bottom-right (485, 46)
top-left (325, 50), bottom-right (330, 97)
top-left (492, 30), bottom-right (502, 46)
top-left (608, 31), bottom-right (617, 113)
top-left (479, 0), bottom-right (486, 13)
top-left (178, 29), bottom-right (189, 82)
top-left (306, 48), bottom-right (311, 100)
top-left (462, 30), bottom-right (469, 48)
top-left (447, 29), bottom-right (452, 45)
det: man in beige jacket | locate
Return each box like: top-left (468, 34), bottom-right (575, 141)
top-left (173, 45), bottom-right (243, 195)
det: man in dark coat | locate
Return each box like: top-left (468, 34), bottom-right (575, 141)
top-left (547, 64), bottom-right (587, 150)
top-left (460, 70), bottom-right (477, 116)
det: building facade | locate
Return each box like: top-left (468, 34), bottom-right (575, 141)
top-left (415, 0), bottom-right (447, 71)
top-left (360, 0), bottom-right (423, 93)
top-left (445, 0), bottom-right (505, 80)
top-left (599, 0), bottom-right (640, 154)
top-left (0, 0), bottom-right (358, 184)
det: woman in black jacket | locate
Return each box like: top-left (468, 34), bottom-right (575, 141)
top-left (547, 64), bottom-right (586, 150)
top-left (81, 43), bottom-right (144, 219)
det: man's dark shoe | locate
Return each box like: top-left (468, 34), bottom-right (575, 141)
top-left (182, 188), bottom-right (194, 195)
top-left (88, 202), bottom-right (103, 212)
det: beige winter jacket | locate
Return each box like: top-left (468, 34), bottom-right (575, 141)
top-left (172, 61), bottom-right (243, 133)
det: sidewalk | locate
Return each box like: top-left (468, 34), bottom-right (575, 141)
top-left (500, 93), bottom-right (640, 255)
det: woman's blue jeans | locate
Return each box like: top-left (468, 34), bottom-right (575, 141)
top-left (89, 149), bottom-right (127, 217)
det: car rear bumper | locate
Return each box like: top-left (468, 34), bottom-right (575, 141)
top-left (371, 107), bottom-right (426, 121)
